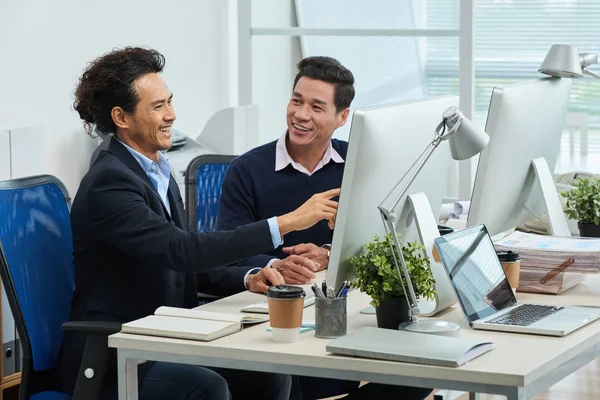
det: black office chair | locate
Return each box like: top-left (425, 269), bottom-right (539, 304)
top-left (0, 175), bottom-right (119, 400)
top-left (184, 154), bottom-right (237, 234)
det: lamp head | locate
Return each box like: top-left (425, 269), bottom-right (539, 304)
top-left (580, 52), bottom-right (599, 69)
top-left (538, 44), bottom-right (599, 78)
top-left (439, 106), bottom-right (490, 160)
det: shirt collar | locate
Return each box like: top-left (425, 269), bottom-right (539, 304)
top-left (116, 138), bottom-right (171, 174)
top-left (275, 132), bottom-right (344, 175)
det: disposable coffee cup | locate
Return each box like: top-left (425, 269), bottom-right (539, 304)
top-left (267, 285), bottom-right (305, 343)
top-left (496, 250), bottom-right (521, 292)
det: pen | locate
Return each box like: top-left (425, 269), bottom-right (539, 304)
top-left (335, 281), bottom-right (348, 298)
top-left (311, 285), bottom-right (320, 298)
top-left (322, 281), bottom-right (327, 298)
top-left (312, 284), bottom-right (324, 298)
top-left (316, 287), bottom-right (326, 298)
top-left (341, 288), bottom-right (349, 297)
top-left (312, 283), bottom-right (326, 298)
top-left (327, 287), bottom-right (335, 298)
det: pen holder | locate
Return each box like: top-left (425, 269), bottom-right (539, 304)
top-left (315, 296), bottom-right (347, 339)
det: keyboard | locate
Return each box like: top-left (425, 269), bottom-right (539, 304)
top-left (486, 304), bottom-right (564, 326)
top-left (240, 292), bottom-right (316, 314)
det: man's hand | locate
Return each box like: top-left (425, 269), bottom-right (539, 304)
top-left (277, 188), bottom-right (340, 236)
top-left (246, 267), bottom-right (285, 294)
top-left (271, 255), bottom-right (319, 285)
top-left (282, 243), bottom-right (329, 271)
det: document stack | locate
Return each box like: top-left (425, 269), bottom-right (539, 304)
top-left (494, 231), bottom-right (600, 294)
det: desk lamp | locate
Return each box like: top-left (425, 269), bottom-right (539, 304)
top-left (378, 106), bottom-right (489, 336)
top-left (539, 44), bottom-right (600, 80)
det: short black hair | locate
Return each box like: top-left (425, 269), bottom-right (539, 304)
top-left (293, 56), bottom-right (355, 113)
top-left (73, 47), bottom-right (166, 136)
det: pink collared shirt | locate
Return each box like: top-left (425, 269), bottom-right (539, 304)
top-left (275, 133), bottom-right (344, 175)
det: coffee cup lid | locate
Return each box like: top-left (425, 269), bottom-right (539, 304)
top-left (438, 225), bottom-right (454, 236)
top-left (496, 250), bottom-right (520, 262)
top-left (267, 285), bottom-right (306, 299)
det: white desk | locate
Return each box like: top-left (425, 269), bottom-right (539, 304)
top-left (110, 275), bottom-right (600, 400)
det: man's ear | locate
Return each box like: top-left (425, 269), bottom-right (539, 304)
top-left (111, 106), bottom-right (129, 130)
top-left (337, 108), bottom-right (350, 128)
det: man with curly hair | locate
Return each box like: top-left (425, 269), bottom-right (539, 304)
top-left (55, 47), bottom-right (340, 400)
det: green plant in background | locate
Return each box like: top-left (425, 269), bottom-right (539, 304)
top-left (350, 233), bottom-right (436, 308)
top-left (561, 178), bottom-right (600, 225)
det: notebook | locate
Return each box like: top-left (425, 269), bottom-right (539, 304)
top-left (121, 306), bottom-right (269, 341)
top-left (326, 326), bottom-right (494, 368)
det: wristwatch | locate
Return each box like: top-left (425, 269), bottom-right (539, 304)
top-left (322, 244), bottom-right (332, 258)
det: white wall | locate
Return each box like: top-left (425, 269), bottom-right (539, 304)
top-left (250, 0), bottom-right (302, 145)
top-left (0, 0), bottom-right (230, 195)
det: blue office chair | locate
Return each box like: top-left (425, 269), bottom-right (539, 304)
top-left (0, 175), bottom-right (119, 400)
top-left (184, 154), bottom-right (236, 234)
top-left (185, 155), bottom-right (236, 302)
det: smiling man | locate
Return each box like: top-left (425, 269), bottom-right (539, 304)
top-left (218, 56), bottom-right (353, 285)
top-left (218, 56), bottom-right (432, 400)
top-left (55, 47), bottom-right (342, 400)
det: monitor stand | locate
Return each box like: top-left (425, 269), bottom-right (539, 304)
top-left (360, 192), bottom-right (457, 316)
top-left (408, 192), bottom-right (457, 316)
top-left (530, 157), bottom-right (571, 237)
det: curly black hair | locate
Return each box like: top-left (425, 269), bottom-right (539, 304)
top-left (73, 47), bottom-right (165, 136)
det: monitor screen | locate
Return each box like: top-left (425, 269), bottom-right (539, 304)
top-left (434, 225), bottom-right (516, 324)
top-left (325, 95), bottom-right (458, 310)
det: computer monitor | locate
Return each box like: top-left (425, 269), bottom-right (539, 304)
top-left (467, 77), bottom-right (572, 237)
top-left (327, 95), bottom-right (459, 316)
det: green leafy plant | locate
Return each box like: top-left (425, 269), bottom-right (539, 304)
top-left (561, 178), bottom-right (600, 225)
top-left (349, 233), bottom-right (436, 308)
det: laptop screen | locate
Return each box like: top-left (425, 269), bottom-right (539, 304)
top-left (434, 224), bottom-right (517, 324)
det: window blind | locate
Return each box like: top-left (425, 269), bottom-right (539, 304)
top-left (426, 0), bottom-right (600, 131)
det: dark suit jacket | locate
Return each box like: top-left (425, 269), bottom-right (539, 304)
top-left (56, 139), bottom-right (274, 398)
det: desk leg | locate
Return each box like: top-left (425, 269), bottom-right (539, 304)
top-left (468, 393), bottom-right (480, 400)
top-left (117, 351), bottom-right (139, 400)
top-left (505, 387), bottom-right (525, 400)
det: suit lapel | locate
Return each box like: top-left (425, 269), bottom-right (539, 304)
top-left (167, 177), bottom-right (186, 229)
top-left (107, 139), bottom-right (173, 221)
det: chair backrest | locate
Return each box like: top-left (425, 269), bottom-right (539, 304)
top-left (0, 175), bottom-right (74, 375)
top-left (185, 154), bottom-right (236, 233)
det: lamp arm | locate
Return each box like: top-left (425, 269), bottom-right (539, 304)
top-left (380, 210), bottom-right (420, 321)
top-left (379, 137), bottom-right (442, 215)
top-left (583, 69), bottom-right (600, 80)
top-left (376, 119), bottom-right (449, 325)
top-left (380, 213), bottom-right (410, 301)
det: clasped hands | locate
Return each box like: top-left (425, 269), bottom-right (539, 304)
top-left (246, 188), bottom-right (338, 294)
top-left (245, 243), bottom-right (329, 293)
top-left (273, 243), bottom-right (329, 284)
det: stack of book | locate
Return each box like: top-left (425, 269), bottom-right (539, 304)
top-left (494, 231), bottom-right (600, 294)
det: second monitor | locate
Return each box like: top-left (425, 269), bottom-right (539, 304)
top-left (327, 95), bottom-right (459, 316)
top-left (467, 77), bottom-right (572, 237)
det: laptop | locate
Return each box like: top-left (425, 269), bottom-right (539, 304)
top-left (434, 224), bottom-right (600, 336)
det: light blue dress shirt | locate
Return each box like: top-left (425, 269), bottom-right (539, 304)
top-left (118, 140), bottom-right (172, 215)
top-left (117, 139), bottom-right (282, 288)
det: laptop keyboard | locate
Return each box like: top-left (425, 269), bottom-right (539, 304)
top-left (486, 304), bottom-right (564, 326)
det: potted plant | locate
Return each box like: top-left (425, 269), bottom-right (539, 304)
top-left (561, 178), bottom-right (600, 237)
top-left (350, 233), bottom-right (436, 330)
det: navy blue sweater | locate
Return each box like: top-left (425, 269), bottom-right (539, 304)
top-left (218, 139), bottom-right (347, 268)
